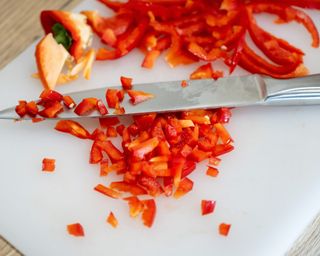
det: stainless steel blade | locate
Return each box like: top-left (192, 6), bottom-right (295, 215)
top-left (0, 75), bottom-right (266, 119)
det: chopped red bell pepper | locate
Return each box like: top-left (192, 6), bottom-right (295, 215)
top-left (74, 98), bottom-right (98, 116)
top-left (127, 90), bottom-right (155, 105)
top-left (38, 101), bottom-right (63, 118)
top-left (206, 166), bottom-right (219, 177)
top-left (96, 99), bottom-right (108, 115)
top-left (63, 95), bottom-right (76, 109)
top-left (26, 101), bottom-right (39, 117)
top-left (110, 181), bottom-right (147, 196)
top-left (201, 200), bottom-right (216, 215)
top-left (181, 80), bottom-right (188, 87)
top-left (42, 158), bottom-right (56, 172)
top-left (90, 141), bottom-right (103, 164)
top-left (40, 89), bottom-right (63, 102)
top-left (133, 113), bottom-right (157, 131)
top-left (107, 126), bottom-right (117, 137)
top-left (15, 100), bottom-right (28, 118)
top-left (219, 223), bottom-right (231, 236)
top-left (120, 76), bottom-right (133, 90)
top-left (130, 137), bottom-right (159, 160)
top-left (142, 199), bottom-right (156, 228)
top-left (100, 159), bottom-right (109, 176)
top-left (94, 184), bottom-right (121, 199)
top-left (99, 117), bottom-right (120, 127)
top-left (55, 120), bottom-right (91, 139)
top-left (190, 63), bottom-right (223, 80)
top-left (106, 89), bottom-right (120, 108)
top-left (124, 196), bottom-right (144, 218)
top-left (67, 223), bottom-right (85, 237)
top-left (106, 211), bottom-right (118, 228)
top-left (173, 177), bottom-right (193, 199)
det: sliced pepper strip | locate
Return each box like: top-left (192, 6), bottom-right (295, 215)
top-left (55, 120), bottom-right (91, 139)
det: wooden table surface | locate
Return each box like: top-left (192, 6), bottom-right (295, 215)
top-left (0, 1), bottom-right (319, 255)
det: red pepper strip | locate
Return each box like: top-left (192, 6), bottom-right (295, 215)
top-left (97, 140), bottom-right (124, 163)
top-left (127, 90), bottom-right (155, 105)
top-left (39, 101), bottom-right (63, 118)
top-left (239, 41), bottom-right (304, 76)
top-left (117, 90), bottom-right (125, 102)
top-left (26, 101), bottom-right (39, 117)
top-left (99, 117), bottom-right (120, 127)
top-left (141, 50), bottom-right (161, 69)
top-left (91, 128), bottom-right (107, 141)
top-left (94, 184), bottom-right (121, 199)
top-left (96, 20), bottom-right (148, 60)
top-left (214, 123), bottom-right (233, 144)
top-left (246, 12), bottom-right (303, 65)
top-left (90, 141), bottom-right (103, 164)
top-left (173, 177), bottom-right (193, 199)
top-left (67, 223), bottom-right (85, 237)
top-left (74, 98), bottom-right (98, 116)
top-left (55, 120), bottom-right (91, 139)
top-left (63, 95), bottom-right (76, 109)
top-left (130, 137), bottom-right (159, 160)
top-left (206, 166), bottom-right (219, 177)
top-left (15, 100), bottom-right (27, 118)
top-left (265, 0), bottom-right (320, 9)
top-left (141, 199), bottom-right (156, 228)
top-left (205, 10), bottom-right (240, 27)
top-left (187, 42), bottom-right (226, 61)
top-left (40, 89), bottom-right (63, 102)
top-left (42, 158), bottom-right (56, 172)
top-left (106, 211), bottom-right (118, 228)
top-left (170, 156), bottom-right (186, 187)
top-left (100, 159), bottom-right (109, 176)
top-left (248, 3), bottom-right (320, 48)
top-left (213, 144), bottom-right (234, 156)
top-left (201, 200), bottom-right (216, 215)
top-left (40, 11), bottom-right (86, 60)
top-left (219, 223), bottom-right (231, 236)
top-left (224, 34), bottom-right (244, 74)
top-left (124, 196), bottom-right (144, 218)
top-left (120, 76), bottom-right (133, 90)
top-left (110, 181), bottom-right (147, 196)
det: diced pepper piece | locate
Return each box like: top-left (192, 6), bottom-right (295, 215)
top-left (173, 177), bottom-right (193, 199)
top-left (99, 117), bottom-right (120, 127)
top-left (127, 90), bottom-right (154, 105)
top-left (90, 141), bottom-right (103, 164)
top-left (107, 126), bottom-right (117, 137)
top-left (67, 223), bottom-right (85, 237)
top-left (133, 113), bottom-right (157, 131)
top-left (116, 124), bottom-right (125, 136)
top-left (63, 95), bottom-right (76, 109)
top-left (181, 80), bottom-right (188, 87)
top-left (40, 89), bottom-right (63, 102)
top-left (124, 196), bottom-right (144, 218)
top-left (74, 98), bottom-right (98, 116)
top-left (206, 166), bottom-right (219, 177)
top-left (106, 89), bottom-right (120, 108)
top-left (138, 176), bottom-right (162, 197)
top-left (110, 181), bottom-right (147, 196)
top-left (142, 199), bottom-right (156, 228)
top-left (219, 223), bottom-right (231, 236)
top-left (201, 200), bottom-right (216, 215)
top-left (130, 137), bottom-right (160, 159)
top-left (120, 76), bottom-right (133, 90)
top-left (100, 159), bottom-right (109, 176)
top-left (55, 120), bottom-right (91, 139)
top-left (26, 101), bottom-right (39, 117)
top-left (42, 158), bottom-right (56, 172)
top-left (15, 101), bottom-right (27, 117)
top-left (96, 99), bottom-right (108, 115)
top-left (94, 184), bottom-right (121, 199)
top-left (106, 211), bottom-right (118, 228)
top-left (97, 140), bottom-right (124, 163)
top-left (39, 101), bottom-right (63, 118)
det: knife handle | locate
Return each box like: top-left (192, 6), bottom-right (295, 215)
top-left (263, 74), bottom-right (320, 105)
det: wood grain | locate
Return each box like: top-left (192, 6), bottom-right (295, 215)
top-left (0, 1), bottom-right (82, 254)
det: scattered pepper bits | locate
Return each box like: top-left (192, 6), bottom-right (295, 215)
top-left (219, 223), bottom-right (231, 236)
top-left (67, 223), bottom-right (85, 237)
top-left (42, 158), bottom-right (56, 172)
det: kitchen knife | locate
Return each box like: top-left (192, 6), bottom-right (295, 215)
top-left (1, 74), bottom-right (320, 119)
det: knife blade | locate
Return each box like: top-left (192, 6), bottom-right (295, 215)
top-left (2, 74), bottom-right (320, 120)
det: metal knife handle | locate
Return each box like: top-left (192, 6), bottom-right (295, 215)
top-left (264, 74), bottom-right (320, 105)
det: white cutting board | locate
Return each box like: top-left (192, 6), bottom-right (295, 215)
top-left (1, 1), bottom-right (320, 256)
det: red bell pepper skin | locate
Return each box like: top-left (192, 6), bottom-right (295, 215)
top-left (42, 158), bottom-right (56, 172)
top-left (55, 120), bottom-right (91, 139)
top-left (94, 184), bottom-right (121, 199)
top-left (106, 211), bottom-right (118, 228)
top-left (201, 200), bottom-right (216, 215)
top-left (247, 2), bottom-right (320, 48)
top-left (110, 181), bottom-right (147, 196)
top-left (173, 177), bottom-right (193, 199)
top-left (219, 223), bottom-right (231, 236)
top-left (38, 101), bottom-right (63, 118)
top-left (142, 199), bottom-right (156, 228)
top-left (106, 89), bottom-right (120, 108)
top-left (120, 76), bottom-right (133, 90)
top-left (124, 196), bottom-right (144, 218)
top-left (40, 11), bottom-right (89, 60)
top-left (15, 101), bottom-right (28, 118)
top-left (67, 223), bottom-right (85, 237)
top-left (74, 98), bottom-right (98, 116)
top-left (26, 101), bottom-right (39, 117)
top-left (40, 89), bottom-right (63, 102)
top-left (127, 90), bottom-right (155, 105)
top-left (99, 117), bottom-right (120, 127)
